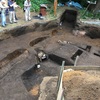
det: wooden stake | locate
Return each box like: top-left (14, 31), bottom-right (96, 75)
top-left (54, 0), bottom-right (57, 16)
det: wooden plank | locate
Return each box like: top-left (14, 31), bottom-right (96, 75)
top-left (57, 61), bottom-right (65, 100)
top-left (64, 66), bottom-right (100, 71)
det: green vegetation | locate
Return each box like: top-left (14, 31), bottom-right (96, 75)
top-left (31, 0), bottom-right (51, 12)
top-left (16, 0), bottom-right (100, 19)
top-left (79, 8), bottom-right (100, 19)
top-left (16, 0), bottom-right (52, 12)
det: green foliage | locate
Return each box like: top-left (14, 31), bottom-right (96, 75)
top-left (79, 8), bottom-right (100, 19)
top-left (31, 0), bottom-right (50, 12)
top-left (16, 0), bottom-right (24, 9)
top-left (16, 0), bottom-right (99, 20)
top-left (16, 0), bottom-right (51, 12)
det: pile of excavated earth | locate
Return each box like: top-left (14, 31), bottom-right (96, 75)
top-left (63, 70), bottom-right (100, 100)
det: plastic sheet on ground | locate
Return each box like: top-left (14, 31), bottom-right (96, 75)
top-left (66, 1), bottom-right (83, 9)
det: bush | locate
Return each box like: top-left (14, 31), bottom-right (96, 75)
top-left (17, 0), bottom-right (51, 12)
top-left (79, 8), bottom-right (100, 19)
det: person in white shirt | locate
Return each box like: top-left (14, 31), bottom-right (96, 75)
top-left (0, 0), bottom-right (8, 27)
top-left (24, 0), bottom-right (31, 21)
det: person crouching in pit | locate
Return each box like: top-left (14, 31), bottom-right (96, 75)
top-left (24, 0), bottom-right (31, 21)
top-left (8, 0), bottom-right (18, 23)
top-left (37, 4), bottom-right (47, 20)
top-left (0, 0), bottom-right (9, 27)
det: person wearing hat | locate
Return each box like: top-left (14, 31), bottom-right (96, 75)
top-left (37, 4), bottom-right (47, 19)
top-left (0, 0), bottom-right (8, 27)
top-left (24, 0), bottom-right (31, 21)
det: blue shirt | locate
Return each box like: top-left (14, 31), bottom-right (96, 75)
top-left (8, 0), bottom-right (14, 11)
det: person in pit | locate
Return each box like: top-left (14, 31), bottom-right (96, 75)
top-left (37, 4), bottom-right (47, 20)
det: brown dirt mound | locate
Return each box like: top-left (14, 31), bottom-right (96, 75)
top-left (29, 85), bottom-right (39, 96)
top-left (63, 71), bottom-right (100, 100)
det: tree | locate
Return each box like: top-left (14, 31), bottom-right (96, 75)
top-left (93, 0), bottom-right (100, 12)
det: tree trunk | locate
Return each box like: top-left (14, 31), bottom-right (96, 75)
top-left (93, 0), bottom-right (100, 12)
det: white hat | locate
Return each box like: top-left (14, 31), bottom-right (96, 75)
top-left (40, 4), bottom-right (47, 8)
top-left (1, 0), bottom-right (6, 3)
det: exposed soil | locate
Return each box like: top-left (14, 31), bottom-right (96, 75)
top-left (63, 70), bottom-right (100, 100)
top-left (0, 7), bottom-right (100, 100)
top-left (38, 77), bottom-right (57, 100)
top-left (0, 7), bottom-right (100, 46)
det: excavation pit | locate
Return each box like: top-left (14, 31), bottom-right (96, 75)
top-left (21, 62), bottom-right (59, 100)
top-left (21, 66), bottom-right (43, 100)
top-left (86, 45), bottom-right (92, 52)
top-left (30, 36), bottom-right (49, 46)
top-left (0, 16), bottom-right (100, 100)
top-left (0, 49), bottom-right (27, 69)
top-left (49, 54), bottom-right (74, 66)
top-left (94, 53), bottom-right (100, 57)
top-left (71, 49), bottom-right (83, 61)
top-left (60, 9), bottom-right (78, 28)
top-left (78, 45), bottom-right (92, 52)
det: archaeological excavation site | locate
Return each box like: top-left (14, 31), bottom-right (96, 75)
top-left (0, 9), bottom-right (100, 100)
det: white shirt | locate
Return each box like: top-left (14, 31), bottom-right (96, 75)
top-left (24, 0), bottom-right (31, 11)
top-left (0, 0), bottom-right (8, 13)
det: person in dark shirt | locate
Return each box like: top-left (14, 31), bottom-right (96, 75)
top-left (8, 0), bottom-right (17, 23)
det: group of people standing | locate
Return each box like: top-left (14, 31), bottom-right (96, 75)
top-left (0, 0), bottom-right (47, 27)
top-left (0, 0), bottom-right (31, 27)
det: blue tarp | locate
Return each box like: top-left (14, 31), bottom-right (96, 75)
top-left (58, 3), bottom-right (65, 7)
top-left (66, 1), bottom-right (83, 9)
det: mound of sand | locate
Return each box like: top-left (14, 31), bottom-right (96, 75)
top-left (63, 70), bottom-right (100, 100)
